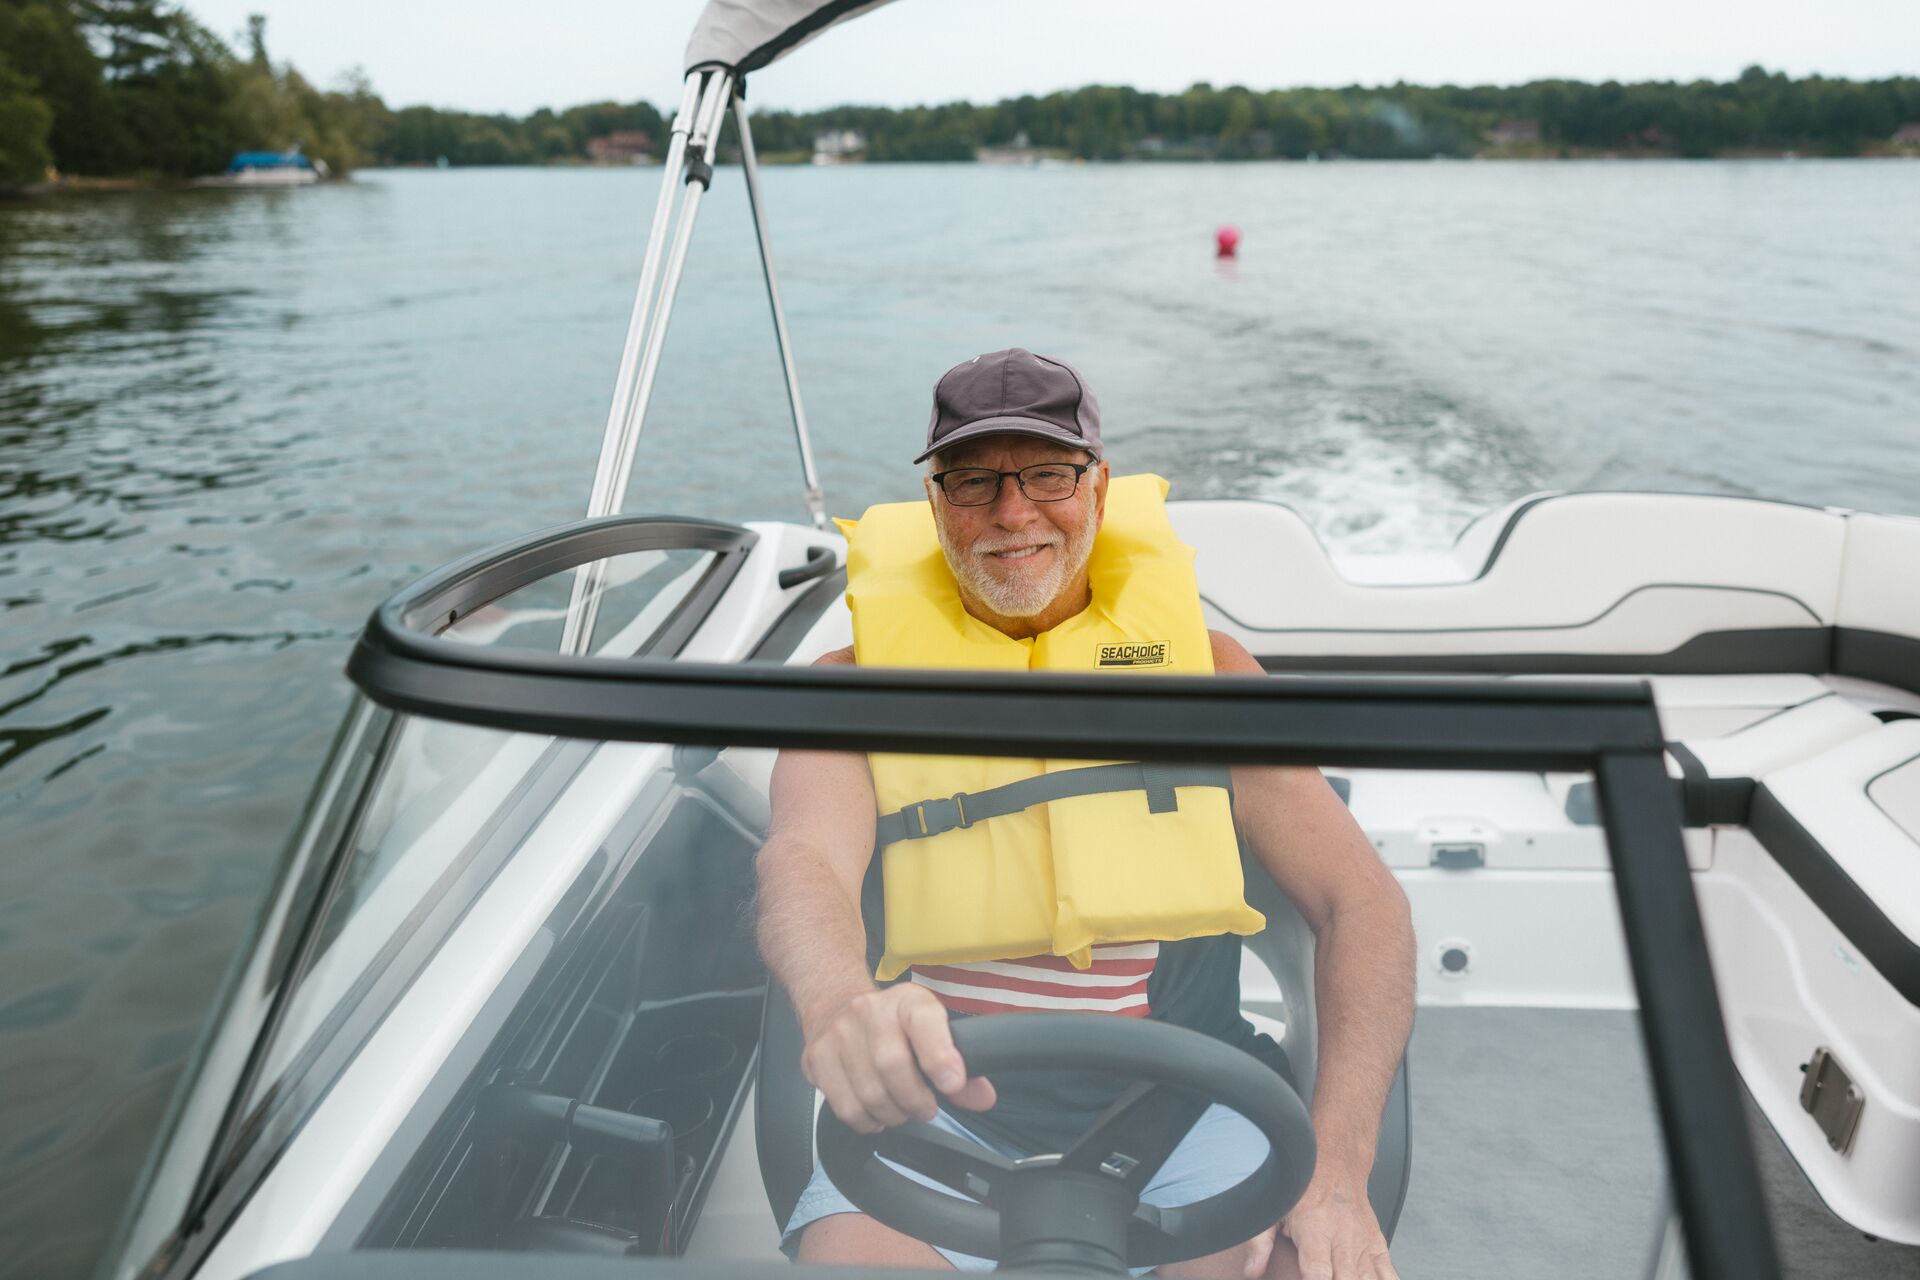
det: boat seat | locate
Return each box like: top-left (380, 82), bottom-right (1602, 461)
top-left (1749, 719), bottom-right (1920, 1005)
top-left (1835, 512), bottom-right (1920, 692)
top-left (1644, 673), bottom-right (1836, 740)
top-left (1177, 492), bottom-right (1846, 669)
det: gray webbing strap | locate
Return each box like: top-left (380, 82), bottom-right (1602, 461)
top-left (874, 763), bottom-right (1232, 847)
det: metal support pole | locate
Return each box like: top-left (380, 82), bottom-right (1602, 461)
top-left (614, 68), bottom-right (732, 492)
top-left (563, 70), bottom-right (728, 656)
top-left (585, 72), bottom-right (703, 522)
top-left (734, 92), bottom-right (828, 528)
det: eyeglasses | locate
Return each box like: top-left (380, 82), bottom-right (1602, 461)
top-left (931, 462), bottom-right (1094, 507)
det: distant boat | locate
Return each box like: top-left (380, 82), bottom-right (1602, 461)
top-left (196, 148), bottom-right (330, 188)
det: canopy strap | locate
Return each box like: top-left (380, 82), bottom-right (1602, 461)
top-left (875, 763), bottom-right (1231, 847)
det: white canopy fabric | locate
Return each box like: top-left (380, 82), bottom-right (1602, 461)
top-left (684, 0), bottom-right (902, 77)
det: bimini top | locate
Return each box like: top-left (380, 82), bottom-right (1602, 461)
top-left (684, 0), bottom-right (901, 75)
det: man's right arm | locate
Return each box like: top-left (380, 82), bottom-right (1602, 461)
top-left (755, 648), bottom-right (995, 1134)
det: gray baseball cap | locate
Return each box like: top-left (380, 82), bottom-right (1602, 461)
top-left (915, 348), bottom-right (1102, 464)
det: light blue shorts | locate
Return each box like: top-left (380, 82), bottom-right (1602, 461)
top-left (780, 1103), bottom-right (1270, 1273)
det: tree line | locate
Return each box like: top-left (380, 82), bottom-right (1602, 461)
top-left (2, 2), bottom-right (1917, 189)
top-left (0, 2), bottom-right (671, 185)
top-left (750, 69), bottom-right (1920, 162)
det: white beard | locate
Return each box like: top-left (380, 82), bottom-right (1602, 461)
top-left (935, 499), bottom-right (1099, 619)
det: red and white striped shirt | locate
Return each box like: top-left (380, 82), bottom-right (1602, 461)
top-left (909, 942), bottom-right (1158, 1017)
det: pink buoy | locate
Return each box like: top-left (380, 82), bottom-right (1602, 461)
top-left (1215, 225), bottom-right (1240, 257)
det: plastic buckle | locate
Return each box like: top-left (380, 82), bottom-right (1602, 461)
top-left (907, 794), bottom-right (970, 838)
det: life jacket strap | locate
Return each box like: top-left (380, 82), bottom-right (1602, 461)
top-left (876, 763), bottom-right (1233, 847)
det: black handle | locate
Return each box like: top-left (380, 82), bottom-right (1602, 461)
top-left (778, 544), bottom-right (838, 590)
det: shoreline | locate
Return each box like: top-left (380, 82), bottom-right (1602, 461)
top-left (8, 152), bottom-right (1915, 196)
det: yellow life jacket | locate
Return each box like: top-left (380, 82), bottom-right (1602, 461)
top-left (839, 473), bottom-right (1265, 981)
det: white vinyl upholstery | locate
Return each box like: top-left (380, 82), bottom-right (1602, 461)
top-left (1837, 513), bottom-right (1920, 642)
top-left (1763, 720), bottom-right (1920, 947)
top-left (1682, 695), bottom-right (1884, 780)
top-left (1645, 674), bottom-right (1833, 739)
top-left (1175, 493), bottom-right (1847, 659)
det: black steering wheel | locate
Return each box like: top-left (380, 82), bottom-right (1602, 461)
top-left (815, 1013), bottom-right (1316, 1273)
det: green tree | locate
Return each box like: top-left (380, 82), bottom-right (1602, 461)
top-left (1, 0), bottom-right (131, 173)
top-left (0, 51), bottom-right (55, 186)
top-left (80, 0), bottom-right (172, 81)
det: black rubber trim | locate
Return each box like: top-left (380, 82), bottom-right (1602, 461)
top-left (685, 157), bottom-right (713, 188)
top-left (1563, 773), bottom-right (1753, 829)
top-left (1241, 625), bottom-right (1917, 695)
top-left (747, 566), bottom-right (846, 664)
top-left (349, 644), bottom-right (1668, 770)
top-left (1664, 742), bottom-right (1757, 827)
top-left (1748, 783), bottom-right (1920, 1007)
top-left (1594, 753), bottom-right (1782, 1280)
top-left (1255, 627), bottom-right (1830, 677)
top-left (1835, 627), bottom-right (1920, 696)
top-left (776, 544), bottom-right (838, 591)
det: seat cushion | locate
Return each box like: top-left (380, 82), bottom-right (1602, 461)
top-left (1177, 492), bottom-right (1845, 665)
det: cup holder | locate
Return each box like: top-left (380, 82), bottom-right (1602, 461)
top-left (629, 1086), bottom-right (715, 1142)
top-left (655, 1032), bottom-right (738, 1079)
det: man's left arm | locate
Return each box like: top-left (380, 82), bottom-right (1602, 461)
top-left (1211, 631), bottom-right (1415, 1280)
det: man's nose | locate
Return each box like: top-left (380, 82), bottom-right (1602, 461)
top-left (989, 475), bottom-right (1040, 525)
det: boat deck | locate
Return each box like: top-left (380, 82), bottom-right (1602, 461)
top-left (1397, 1007), bottom-right (1920, 1279)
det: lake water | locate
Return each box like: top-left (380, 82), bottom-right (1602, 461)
top-left (2, 159), bottom-right (1918, 1277)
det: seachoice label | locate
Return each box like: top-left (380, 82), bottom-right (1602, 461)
top-left (1097, 641), bottom-right (1171, 669)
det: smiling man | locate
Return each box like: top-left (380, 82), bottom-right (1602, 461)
top-left (756, 349), bottom-right (1415, 1280)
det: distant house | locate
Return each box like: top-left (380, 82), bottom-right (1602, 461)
top-left (1894, 123), bottom-right (1920, 148)
top-left (588, 131), bottom-right (654, 164)
top-left (976, 129), bottom-right (1035, 164)
top-left (812, 129), bottom-right (866, 165)
top-left (1489, 118), bottom-right (1541, 146)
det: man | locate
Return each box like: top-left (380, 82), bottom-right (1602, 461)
top-left (757, 348), bottom-right (1414, 1280)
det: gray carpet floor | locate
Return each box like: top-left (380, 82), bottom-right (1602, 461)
top-left (1387, 1008), bottom-right (1919, 1280)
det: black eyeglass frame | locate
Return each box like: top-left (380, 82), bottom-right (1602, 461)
top-left (930, 461), bottom-right (1096, 506)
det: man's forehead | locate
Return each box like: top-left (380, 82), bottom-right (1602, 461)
top-left (936, 435), bottom-right (1093, 468)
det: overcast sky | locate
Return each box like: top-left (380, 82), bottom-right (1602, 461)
top-left (186, 0), bottom-right (1920, 116)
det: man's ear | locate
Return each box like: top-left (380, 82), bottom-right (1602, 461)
top-left (1091, 459), bottom-right (1110, 526)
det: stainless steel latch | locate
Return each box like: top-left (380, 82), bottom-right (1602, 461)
top-left (1800, 1046), bottom-right (1864, 1155)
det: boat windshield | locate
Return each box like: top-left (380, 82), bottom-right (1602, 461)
top-left (107, 521), bottom-right (1771, 1280)
top-left (150, 731), bottom-right (1702, 1279)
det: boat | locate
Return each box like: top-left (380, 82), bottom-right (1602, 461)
top-left (104, 5), bottom-right (1920, 1280)
top-left (196, 149), bottom-right (329, 188)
